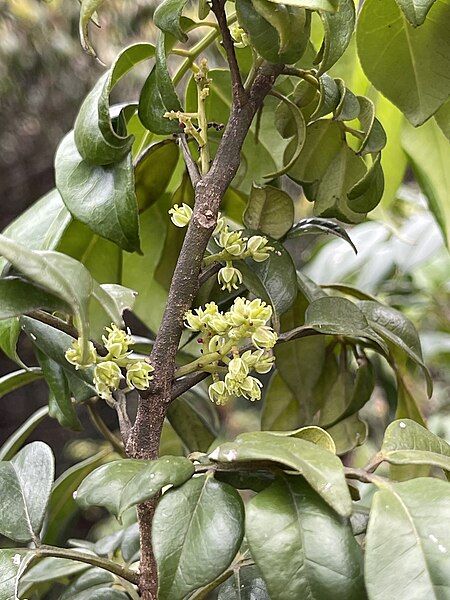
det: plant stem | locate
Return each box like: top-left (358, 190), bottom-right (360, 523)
top-left (87, 402), bottom-right (126, 456)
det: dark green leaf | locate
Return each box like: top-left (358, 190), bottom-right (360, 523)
top-left (154, 0), bottom-right (189, 42)
top-left (153, 475), bottom-right (244, 600)
top-left (167, 392), bottom-right (217, 453)
top-left (347, 154), bottom-right (384, 213)
top-left (287, 217), bottom-right (357, 254)
top-left (216, 565), bottom-right (269, 600)
top-left (314, 0), bottom-right (355, 74)
top-left (209, 432), bottom-right (352, 516)
top-left (0, 442), bottom-right (54, 542)
top-left (246, 477), bottom-right (365, 599)
top-left (55, 131), bottom-right (140, 253)
top-left (365, 478), bottom-right (450, 599)
top-left (0, 277), bottom-right (68, 319)
top-left (0, 549), bottom-right (28, 600)
top-left (0, 368), bottom-right (42, 400)
top-left (59, 568), bottom-right (115, 600)
top-left (334, 79), bottom-right (360, 122)
top-left (326, 413), bottom-right (368, 455)
top-left (356, 96), bottom-right (387, 155)
top-left (243, 185), bottom-right (294, 239)
top-left (0, 406), bottom-right (49, 462)
top-left (310, 74), bottom-right (340, 120)
top-left (0, 318), bottom-right (24, 367)
top-left (135, 140), bottom-right (180, 211)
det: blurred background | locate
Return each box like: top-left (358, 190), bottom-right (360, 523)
top-left (0, 0), bottom-right (449, 553)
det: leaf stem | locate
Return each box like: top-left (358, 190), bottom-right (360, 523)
top-left (87, 402), bottom-right (126, 456)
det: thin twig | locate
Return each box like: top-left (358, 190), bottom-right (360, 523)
top-left (198, 262), bottom-right (221, 286)
top-left (177, 134), bottom-right (201, 187)
top-left (87, 402), bottom-right (126, 456)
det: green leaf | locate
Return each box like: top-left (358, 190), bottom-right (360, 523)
top-left (209, 432), bottom-right (352, 516)
top-left (21, 553), bottom-right (90, 586)
top-left (236, 0), bottom-right (311, 64)
top-left (153, 475), bottom-right (244, 600)
top-left (310, 74), bottom-right (340, 120)
top-left (0, 368), bottom-right (43, 400)
top-left (0, 277), bottom-right (68, 319)
top-left (216, 565), bottom-right (269, 599)
top-left (347, 154), bottom-right (384, 213)
top-left (287, 217), bottom-right (358, 254)
top-left (0, 406), bottom-right (49, 462)
top-left (135, 140), bottom-right (180, 212)
top-left (0, 318), bottom-right (24, 367)
top-left (379, 418), bottom-right (450, 472)
top-left (246, 477), bottom-right (365, 600)
top-left (268, 425), bottom-right (337, 454)
top-left (79, 0), bottom-right (105, 58)
top-left (0, 442), bottom-right (54, 542)
top-left (239, 235), bottom-right (297, 325)
top-left (358, 300), bottom-right (432, 395)
top-left (326, 413), bottom-right (368, 455)
top-left (74, 43), bottom-right (155, 165)
top-left (314, 0), bottom-right (355, 74)
top-left (154, 0), bottom-right (189, 42)
top-left (0, 234), bottom-right (95, 363)
top-left (434, 99), bottom-right (450, 140)
top-left (167, 393), bottom-right (217, 453)
top-left (243, 185), bottom-right (294, 239)
top-left (365, 478), bottom-right (450, 600)
top-left (334, 79), bottom-right (360, 122)
top-left (402, 118), bottom-right (450, 247)
top-left (55, 131), bottom-right (140, 253)
top-left (44, 451), bottom-right (109, 545)
top-left (0, 549), bottom-right (29, 600)
top-left (356, 0), bottom-right (450, 126)
top-left (59, 568), bottom-right (116, 600)
top-left (36, 350), bottom-right (82, 431)
top-left (266, 0), bottom-right (338, 12)
top-left (394, 0), bottom-right (438, 25)
top-left (356, 96), bottom-right (387, 155)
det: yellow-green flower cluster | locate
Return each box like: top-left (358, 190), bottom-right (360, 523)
top-left (184, 298), bottom-right (277, 405)
top-left (65, 324), bottom-right (154, 401)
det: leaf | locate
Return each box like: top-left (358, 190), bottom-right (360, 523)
top-left (44, 451), bottom-right (109, 545)
top-left (347, 153), bottom-right (384, 213)
top-left (0, 318), bottom-right (24, 367)
top-left (266, 0), bottom-right (338, 12)
top-left (0, 277), bottom-right (68, 319)
top-left (21, 553), bottom-right (90, 586)
top-left (379, 418), bottom-right (450, 472)
top-left (0, 442), bottom-right (54, 542)
top-left (243, 185), bottom-right (294, 239)
top-left (154, 0), bottom-right (189, 42)
top-left (239, 235), bottom-right (297, 326)
top-left (59, 569), bottom-right (116, 600)
top-left (167, 393), bottom-right (217, 453)
top-left (310, 74), bottom-right (340, 120)
top-left (326, 413), bottom-right (368, 455)
top-left (216, 565), bottom-right (269, 599)
top-left (402, 118), bottom-right (450, 247)
top-left (76, 456), bottom-right (194, 517)
top-left (55, 131), bottom-right (140, 253)
top-left (0, 549), bottom-right (28, 600)
top-left (395, 0), bottom-right (438, 25)
top-left (0, 234), bottom-right (95, 363)
top-left (334, 79), bottom-right (361, 122)
top-left (365, 478), bottom-right (450, 600)
top-left (268, 425), bottom-right (336, 454)
top-left (434, 99), bottom-right (450, 140)
top-left (358, 300), bottom-right (432, 395)
top-left (118, 457), bottom-right (194, 517)
top-left (314, 0), bottom-right (355, 74)
top-left (245, 477), bottom-right (365, 600)
top-left (153, 475), bottom-right (244, 600)
top-left (356, 96), bottom-right (387, 155)
top-left (74, 43), bottom-right (155, 165)
top-left (0, 368), bottom-right (43, 400)
top-left (209, 432), bottom-right (352, 516)
top-left (134, 140), bottom-right (180, 211)
top-left (305, 296), bottom-right (386, 349)
top-left (236, 0), bottom-right (312, 65)
top-left (356, 0), bottom-right (450, 126)
top-left (287, 217), bottom-right (358, 254)
top-left (296, 271), bottom-right (328, 302)
top-left (0, 406), bottom-right (49, 462)
top-left (79, 0), bottom-right (105, 58)
top-left (36, 350), bottom-right (82, 431)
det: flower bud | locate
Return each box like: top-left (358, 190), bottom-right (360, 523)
top-left (208, 380), bottom-right (231, 405)
top-left (218, 230), bottom-right (246, 257)
top-left (241, 349), bottom-right (274, 374)
top-left (169, 203), bottom-right (192, 227)
top-left (93, 361), bottom-right (121, 399)
top-left (252, 326), bottom-right (278, 349)
top-left (208, 335), bottom-right (225, 353)
top-left (126, 361), bottom-right (154, 390)
top-left (240, 376), bottom-right (263, 401)
top-left (218, 262), bottom-right (243, 292)
top-left (246, 235), bottom-right (274, 262)
top-left (102, 323), bottom-right (132, 361)
top-left (228, 356), bottom-right (249, 382)
top-left (230, 23), bottom-right (249, 48)
top-left (213, 213), bottom-right (227, 236)
top-left (65, 339), bottom-right (97, 369)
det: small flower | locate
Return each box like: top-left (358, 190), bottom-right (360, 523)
top-left (241, 349), bottom-right (275, 374)
top-left (227, 297), bottom-right (272, 329)
top-left (230, 23), bottom-right (249, 48)
top-left (246, 236), bottom-right (274, 262)
top-left (65, 339), bottom-right (97, 369)
top-left (213, 213), bottom-right (227, 236)
top-left (228, 356), bottom-right (249, 382)
top-left (218, 262), bottom-right (243, 292)
top-left (218, 230), bottom-right (246, 257)
top-left (252, 326), bottom-right (278, 349)
top-left (240, 376), bottom-right (263, 401)
top-left (126, 361), bottom-right (154, 390)
top-left (208, 335), bottom-right (225, 353)
top-left (169, 203), bottom-right (192, 227)
top-left (209, 380), bottom-right (232, 405)
top-left (102, 323), bottom-right (132, 361)
top-left (93, 361), bottom-right (122, 399)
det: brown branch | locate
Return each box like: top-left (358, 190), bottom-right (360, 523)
top-left (177, 133), bottom-right (201, 187)
top-left (211, 0), bottom-right (247, 106)
top-left (198, 262), bottom-right (221, 286)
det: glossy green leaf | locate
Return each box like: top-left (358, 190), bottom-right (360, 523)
top-left (357, 0), bottom-right (450, 126)
top-left (395, 0), bottom-right (438, 25)
top-left (402, 118), bottom-right (450, 247)
top-left (358, 300), bottom-right (432, 395)
top-left (356, 96), bottom-right (387, 155)
top-left (36, 350), bottom-right (81, 431)
top-left (74, 43), bottom-right (155, 165)
top-left (379, 418), bottom-right (450, 471)
top-left (0, 368), bottom-right (43, 400)
top-left (0, 277), bottom-right (68, 319)
top-left (153, 475), bottom-right (244, 600)
top-left (135, 140), bottom-right (180, 211)
top-left (216, 565), bottom-right (269, 599)
top-left (59, 568), bottom-right (116, 600)
top-left (334, 79), bottom-right (360, 122)
top-left (326, 413), bottom-right (368, 455)
top-left (0, 442), bottom-right (54, 542)
top-left (0, 318), bottom-right (24, 367)
top-left (55, 131), bottom-right (140, 253)
top-left (236, 0), bottom-right (311, 64)
top-left (44, 451), bottom-right (109, 545)
top-left (167, 393), bottom-right (217, 453)
top-left (0, 406), bottom-right (49, 462)
top-left (315, 0), bottom-right (355, 74)
top-left (365, 478), bottom-right (450, 599)
top-left (268, 425), bottom-right (336, 453)
top-left (0, 549), bottom-right (28, 600)
top-left (287, 217), bottom-right (357, 254)
top-left (310, 74), bottom-right (340, 120)
top-left (246, 477), bottom-right (365, 599)
top-left (243, 185), bottom-right (294, 239)
top-left (154, 0), bottom-right (189, 42)
top-left (434, 99), bottom-right (450, 140)
top-left (347, 153), bottom-right (384, 213)
top-left (21, 553), bottom-right (90, 585)
top-left (209, 432), bottom-right (352, 516)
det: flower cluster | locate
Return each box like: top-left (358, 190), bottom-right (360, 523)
top-left (65, 324), bottom-right (154, 401)
top-left (184, 298), bottom-right (277, 405)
